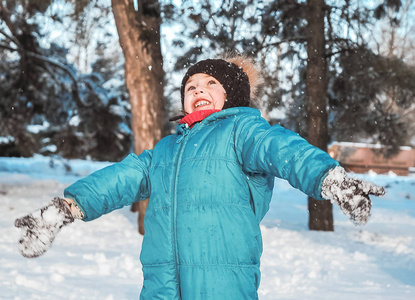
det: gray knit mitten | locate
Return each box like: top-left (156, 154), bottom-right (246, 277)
top-left (15, 197), bottom-right (75, 258)
top-left (321, 167), bottom-right (385, 225)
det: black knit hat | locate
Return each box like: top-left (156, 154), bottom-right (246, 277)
top-left (180, 59), bottom-right (250, 110)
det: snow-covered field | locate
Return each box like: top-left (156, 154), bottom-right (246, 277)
top-left (0, 155), bottom-right (414, 299)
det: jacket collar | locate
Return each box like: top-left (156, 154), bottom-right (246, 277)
top-left (179, 109), bottom-right (221, 128)
top-left (200, 107), bottom-right (260, 124)
top-left (175, 107), bottom-right (261, 135)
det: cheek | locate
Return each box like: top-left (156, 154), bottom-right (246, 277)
top-left (184, 94), bottom-right (192, 110)
top-left (214, 90), bottom-right (226, 108)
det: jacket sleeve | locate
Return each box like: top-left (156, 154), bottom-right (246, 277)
top-left (234, 115), bottom-right (339, 200)
top-left (64, 151), bottom-right (152, 221)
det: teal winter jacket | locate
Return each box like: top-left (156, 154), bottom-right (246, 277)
top-left (64, 107), bottom-right (339, 299)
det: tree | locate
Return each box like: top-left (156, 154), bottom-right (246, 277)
top-left (111, 0), bottom-right (166, 235)
top-left (305, 0), bottom-right (333, 231)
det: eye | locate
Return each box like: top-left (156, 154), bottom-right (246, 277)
top-left (208, 80), bottom-right (216, 85)
top-left (187, 85), bottom-right (195, 91)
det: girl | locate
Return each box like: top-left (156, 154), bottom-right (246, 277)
top-left (15, 56), bottom-right (385, 299)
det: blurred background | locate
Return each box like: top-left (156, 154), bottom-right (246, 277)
top-left (1, 1), bottom-right (415, 298)
top-left (1, 0), bottom-right (414, 163)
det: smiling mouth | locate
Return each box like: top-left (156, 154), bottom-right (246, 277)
top-left (194, 100), bottom-right (211, 109)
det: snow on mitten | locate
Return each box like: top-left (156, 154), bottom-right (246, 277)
top-left (15, 197), bottom-right (75, 258)
top-left (321, 167), bottom-right (385, 225)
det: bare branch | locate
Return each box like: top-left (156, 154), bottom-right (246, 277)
top-left (0, 2), bottom-right (22, 47)
top-left (259, 37), bottom-right (307, 51)
top-left (325, 47), bottom-right (356, 58)
top-left (0, 43), bottom-right (17, 52)
top-left (403, 104), bottom-right (415, 117)
top-left (25, 51), bottom-right (92, 108)
top-left (0, 28), bottom-right (22, 49)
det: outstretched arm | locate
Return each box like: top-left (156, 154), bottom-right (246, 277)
top-left (235, 115), bottom-right (339, 199)
top-left (15, 151), bottom-right (152, 258)
top-left (235, 115), bottom-right (385, 225)
top-left (64, 151), bottom-right (152, 221)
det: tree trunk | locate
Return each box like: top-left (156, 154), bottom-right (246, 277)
top-left (111, 0), bottom-right (165, 235)
top-left (305, 0), bottom-right (334, 231)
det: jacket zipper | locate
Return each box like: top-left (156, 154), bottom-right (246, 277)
top-left (172, 124), bottom-right (191, 297)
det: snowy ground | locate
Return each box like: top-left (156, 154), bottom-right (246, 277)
top-left (0, 155), bottom-right (414, 299)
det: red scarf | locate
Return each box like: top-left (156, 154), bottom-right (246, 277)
top-left (179, 109), bottom-right (220, 128)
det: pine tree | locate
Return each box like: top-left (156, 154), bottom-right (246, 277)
top-left (0, 0), bottom-right (133, 161)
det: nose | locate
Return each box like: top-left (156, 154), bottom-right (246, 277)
top-left (194, 87), bottom-right (205, 95)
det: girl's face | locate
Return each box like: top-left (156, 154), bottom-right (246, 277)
top-left (184, 73), bottom-right (226, 113)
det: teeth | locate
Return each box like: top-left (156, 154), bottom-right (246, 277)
top-left (195, 101), bottom-right (210, 108)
